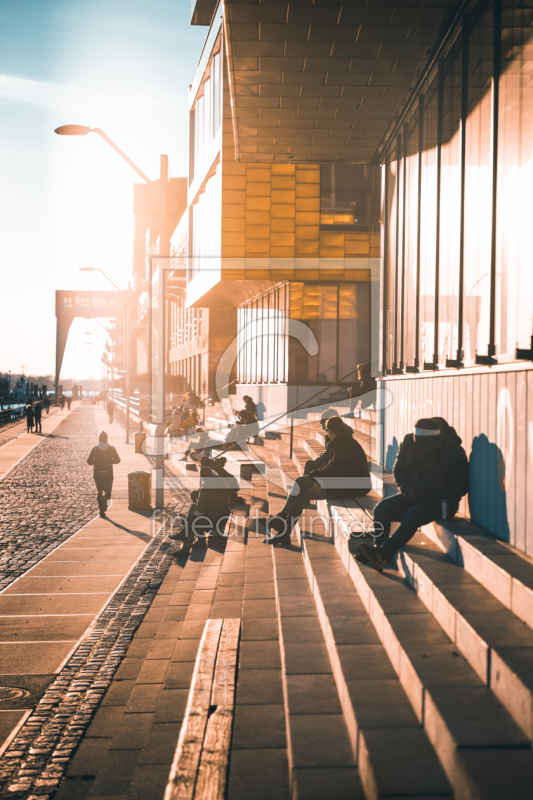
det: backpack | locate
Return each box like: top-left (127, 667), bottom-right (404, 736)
top-left (93, 446), bottom-right (114, 479)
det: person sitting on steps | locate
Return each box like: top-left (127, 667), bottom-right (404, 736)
top-left (169, 459), bottom-right (232, 551)
top-left (266, 415), bottom-right (372, 546)
top-left (358, 417), bottom-right (469, 572)
top-left (304, 409), bottom-right (354, 475)
top-left (242, 395), bottom-right (257, 420)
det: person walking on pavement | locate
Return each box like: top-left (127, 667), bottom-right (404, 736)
top-left (87, 431), bottom-right (121, 518)
top-left (44, 395), bottom-right (50, 414)
top-left (358, 417), bottom-right (469, 572)
top-left (66, 395), bottom-right (72, 410)
top-left (107, 398), bottom-right (115, 424)
top-left (25, 400), bottom-right (34, 433)
top-left (34, 400), bottom-right (42, 434)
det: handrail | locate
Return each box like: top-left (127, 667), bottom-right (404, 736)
top-left (256, 365), bottom-right (363, 437)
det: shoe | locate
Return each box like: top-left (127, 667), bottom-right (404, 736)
top-left (99, 511), bottom-right (106, 518)
top-left (264, 532), bottom-right (291, 546)
top-left (355, 550), bottom-right (370, 564)
top-left (358, 544), bottom-right (386, 573)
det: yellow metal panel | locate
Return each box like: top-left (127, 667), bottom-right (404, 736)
top-left (246, 182), bottom-right (271, 197)
top-left (344, 269), bottom-right (371, 281)
top-left (295, 225), bottom-right (320, 240)
top-left (295, 240), bottom-right (320, 255)
top-left (271, 189), bottom-right (296, 204)
top-left (271, 218), bottom-right (295, 232)
top-left (224, 204), bottom-right (246, 218)
top-left (296, 197), bottom-right (321, 212)
top-left (271, 231), bottom-right (295, 247)
top-left (222, 231), bottom-right (246, 247)
top-left (246, 167), bottom-right (271, 182)
top-left (245, 269), bottom-right (271, 280)
top-left (345, 239), bottom-right (370, 255)
top-left (245, 210), bottom-right (270, 225)
top-left (271, 204), bottom-right (295, 218)
top-left (294, 268), bottom-right (320, 281)
top-left (222, 176), bottom-right (246, 190)
top-left (339, 284), bottom-right (357, 319)
top-left (246, 196), bottom-right (271, 211)
top-left (246, 239), bottom-right (270, 254)
top-left (296, 183), bottom-right (320, 198)
top-left (296, 167), bottom-right (321, 183)
top-left (246, 225), bottom-right (270, 239)
top-left (319, 247), bottom-right (345, 258)
top-left (224, 190), bottom-right (247, 205)
top-left (271, 246), bottom-right (295, 258)
top-left (223, 269), bottom-right (246, 279)
top-left (222, 218), bottom-right (246, 232)
top-left (222, 247), bottom-right (246, 259)
top-left (271, 176), bottom-right (296, 190)
top-left (270, 268), bottom-right (295, 279)
top-left (297, 163), bottom-right (321, 171)
top-left (295, 211), bottom-right (320, 227)
top-left (223, 163), bottom-right (247, 176)
top-left (272, 164), bottom-right (296, 175)
top-left (320, 232), bottom-right (345, 247)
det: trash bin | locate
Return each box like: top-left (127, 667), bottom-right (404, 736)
top-left (134, 432), bottom-right (147, 454)
top-left (128, 471), bottom-right (151, 510)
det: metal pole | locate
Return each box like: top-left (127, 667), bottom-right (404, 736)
top-left (156, 155), bottom-right (168, 510)
top-left (125, 283), bottom-right (131, 444)
top-left (289, 411), bottom-right (294, 460)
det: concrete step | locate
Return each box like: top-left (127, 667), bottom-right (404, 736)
top-left (253, 472), bottom-right (365, 799)
top-left (325, 518), bottom-right (533, 797)
top-left (262, 465), bottom-right (454, 799)
top-left (266, 447), bottom-right (533, 798)
top-left (398, 531), bottom-right (533, 742)
top-left (421, 517), bottom-right (533, 634)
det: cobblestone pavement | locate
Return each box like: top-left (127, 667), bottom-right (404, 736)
top-left (0, 405), bottom-right (192, 799)
top-left (0, 406), bottom-right (99, 592)
top-left (0, 514), bottom-right (180, 800)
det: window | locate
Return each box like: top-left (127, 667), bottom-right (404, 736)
top-left (238, 285), bottom-right (289, 385)
top-left (320, 165), bottom-right (381, 231)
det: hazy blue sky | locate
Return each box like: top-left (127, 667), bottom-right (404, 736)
top-left (0, 0), bottom-right (205, 379)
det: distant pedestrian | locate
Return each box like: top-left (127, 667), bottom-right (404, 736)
top-left (34, 401), bottom-right (42, 433)
top-left (25, 400), bottom-right (34, 433)
top-left (44, 396), bottom-right (50, 414)
top-left (59, 394), bottom-right (66, 410)
top-left (108, 399), bottom-right (115, 424)
top-left (87, 431), bottom-right (121, 518)
top-left (67, 396), bottom-right (72, 410)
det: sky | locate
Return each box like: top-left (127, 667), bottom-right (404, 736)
top-left (0, 0), bottom-right (205, 381)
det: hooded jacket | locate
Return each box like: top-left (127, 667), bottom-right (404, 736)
top-left (309, 430), bottom-right (371, 498)
top-left (87, 442), bottom-right (121, 481)
top-left (393, 419), bottom-right (469, 503)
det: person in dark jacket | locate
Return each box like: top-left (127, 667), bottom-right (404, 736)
top-left (87, 431), bottom-right (121, 518)
top-left (266, 415), bottom-right (371, 546)
top-left (304, 409), bottom-right (353, 475)
top-left (358, 417), bottom-right (469, 571)
top-left (242, 395), bottom-right (257, 420)
top-left (34, 401), bottom-right (42, 433)
top-left (169, 461), bottom-right (232, 550)
top-left (25, 401), bottom-right (34, 433)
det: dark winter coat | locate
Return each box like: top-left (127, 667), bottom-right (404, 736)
top-left (196, 467), bottom-right (232, 523)
top-left (393, 421), bottom-right (469, 503)
top-left (309, 431), bottom-right (371, 498)
top-left (87, 442), bottom-right (121, 481)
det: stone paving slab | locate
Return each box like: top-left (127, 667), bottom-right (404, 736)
top-left (0, 404), bottom-right (69, 480)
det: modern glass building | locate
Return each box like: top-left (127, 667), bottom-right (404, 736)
top-left (171, 0), bottom-right (533, 554)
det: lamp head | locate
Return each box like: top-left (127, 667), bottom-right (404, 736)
top-left (54, 125), bottom-right (92, 136)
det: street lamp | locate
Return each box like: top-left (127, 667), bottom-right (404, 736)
top-left (56, 124), bottom-right (169, 509)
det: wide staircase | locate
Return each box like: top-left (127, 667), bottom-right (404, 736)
top-left (161, 397), bottom-right (533, 799)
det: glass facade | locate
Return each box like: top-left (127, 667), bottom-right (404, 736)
top-left (190, 43), bottom-right (222, 186)
top-left (382, 0), bottom-right (533, 372)
top-left (238, 282), bottom-right (370, 385)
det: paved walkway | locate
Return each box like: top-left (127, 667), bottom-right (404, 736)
top-left (0, 405), bottom-right (66, 480)
top-left (0, 405), bottom-right (160, 771)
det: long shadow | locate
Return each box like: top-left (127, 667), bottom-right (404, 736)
top-left (34, 433), bottom-right (70, 439)
top-left (104, 518), bottom-right (151, 544)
